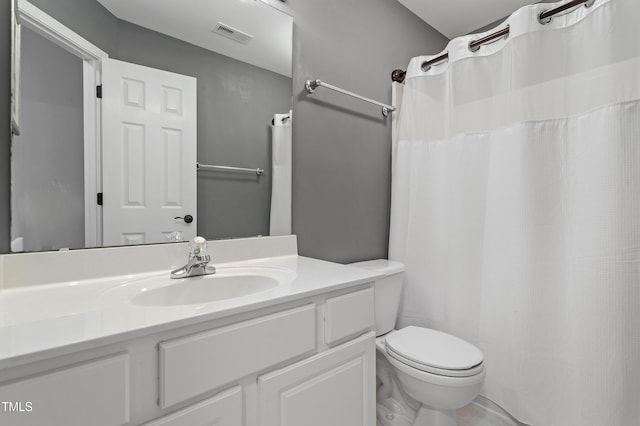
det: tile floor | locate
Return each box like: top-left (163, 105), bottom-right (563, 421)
top-left (375, 402), bottom-right (519, 426)
top-left (457, 403), bottom-right (520, 426)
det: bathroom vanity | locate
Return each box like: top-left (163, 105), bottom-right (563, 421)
top-left (0, 236), bottom-right (380, 426)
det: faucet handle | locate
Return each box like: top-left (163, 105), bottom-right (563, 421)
top-left (191, 236), bottom-right (207, 250)
top-left (189, 236), bottom-right (209, 258)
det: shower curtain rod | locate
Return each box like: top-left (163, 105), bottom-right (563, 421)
top-left (391, 0), bottom-right (597, 83)
top-left (305, 79), bottom-right (396, 117)
top-left (539, 0), bottom-right (595, 23)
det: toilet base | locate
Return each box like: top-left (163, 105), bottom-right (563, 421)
top-left (377, 400), bottom-right (457, 426)
top-left (413, 405), bottom-right (456, 426)
top-left (377, 399), bottom-right (414, 426)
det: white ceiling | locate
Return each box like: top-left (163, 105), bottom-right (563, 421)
top-left (398, 0), bottom-right (535, 39)
top-left (97, 0), bottom-right (293, 77)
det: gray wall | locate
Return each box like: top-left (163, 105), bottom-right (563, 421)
top-left (289, 0), bottom-right (448, 263)
top-left (12, 27), bottom-right (85, 251)
top-left (0, 0), bottom-right (10, 254)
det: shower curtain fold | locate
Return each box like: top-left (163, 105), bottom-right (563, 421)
top-left (389, 1), bottom-right (640, 425)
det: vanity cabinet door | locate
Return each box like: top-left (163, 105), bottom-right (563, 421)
top-left (142, 386), bottom-right (242, 426)
top-left (0, 354), bottom-right (130, 426)
top-left (258, 332), bottom-right (375, 426)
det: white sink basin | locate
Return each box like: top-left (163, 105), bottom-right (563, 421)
top-left (133, 274), bottom-right (277, 306)
top-left (128, 267), bottom-right (292, 307)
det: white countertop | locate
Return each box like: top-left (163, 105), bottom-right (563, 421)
top-left (0, 252), bottom-right (381, 370)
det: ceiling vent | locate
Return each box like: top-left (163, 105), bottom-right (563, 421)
top-left (212, 23), bottom-right (254, 44)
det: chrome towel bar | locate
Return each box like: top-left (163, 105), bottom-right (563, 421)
top-left (197, 163), bottom-right (264, 176)
top-left (305, 79), bottom-right (396, 117)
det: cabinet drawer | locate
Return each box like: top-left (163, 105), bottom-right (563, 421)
top-left (160, 304), bottom-right (316, 408)
top-left (0, 353), bottom-right (130, 426)
top-left (324, 288), bottom-right (374, 345)
top-left (143, 386), bottom-right (241, 426)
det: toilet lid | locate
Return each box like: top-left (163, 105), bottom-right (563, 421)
top-left (385, 326), bottom-right (483, 375)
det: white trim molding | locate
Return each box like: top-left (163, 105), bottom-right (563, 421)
top-left (10, 0), bottom-right (21, 136)
top-left (17, 0), bottom-right (108, 60)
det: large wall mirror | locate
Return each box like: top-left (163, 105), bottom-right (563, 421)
top-left (10, 0), bottom-right (293, 253)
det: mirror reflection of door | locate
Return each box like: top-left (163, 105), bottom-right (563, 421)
top-left (102, 58), bottom-right (197, 246)
top-left (11, 24), bottom-right (197, 251)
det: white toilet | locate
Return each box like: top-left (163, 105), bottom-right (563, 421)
top-left (349, 260), bottom-right (485, 426)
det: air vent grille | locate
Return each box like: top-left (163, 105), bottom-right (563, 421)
top-left (212, 23), bottom-right (254, 44)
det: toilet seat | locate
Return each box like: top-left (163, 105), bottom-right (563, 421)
top-left (385, 326), bottom-right (484, 378)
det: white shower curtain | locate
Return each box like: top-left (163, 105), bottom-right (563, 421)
top-left (270, 112), bottom-right (292, 236)
top-left (389, 1), bottom-right (640, 425)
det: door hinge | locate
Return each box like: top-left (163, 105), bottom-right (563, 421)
top-left (96, 85), bottom-right (102, 99)
top-left (97, 193), bottom-right (103, 206)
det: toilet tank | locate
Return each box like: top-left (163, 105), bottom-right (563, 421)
top-left (348, 259), bottom-right (405, 336)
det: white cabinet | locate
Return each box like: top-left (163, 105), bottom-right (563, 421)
top-left (258, 332), bottom-right (376, 426)
top-left (159, 304), bottom-right (316, 408)
top-left (324, 288), bottom-right (374, 345)
top-left (142, 387), bottom-right (242, 426)
top-left (0, 286), bottom-right (375, 426)
top-left (0, 354), bottom-right (130, 426)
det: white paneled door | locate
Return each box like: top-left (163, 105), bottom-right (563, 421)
top-left (101, 58), bottom-right (197, 246)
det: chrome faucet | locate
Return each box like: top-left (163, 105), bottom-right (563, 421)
top-left (170, 236), bottom-right (216, 279)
